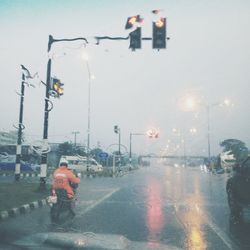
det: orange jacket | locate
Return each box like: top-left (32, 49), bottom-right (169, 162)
top-left (52, 166), bottom-right (80, 198)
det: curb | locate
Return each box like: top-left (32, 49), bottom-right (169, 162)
top-left (0, 173), bottom-right (112, 178)
top-left (0, 198), bottom-right (48, 222)
top-left (0, 168), bottom-right (138, 179)
top-left (0, 173), bottom-right (53, 178)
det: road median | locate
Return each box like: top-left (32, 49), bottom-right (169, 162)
top-left (0, 182), bottom-right (50, 221)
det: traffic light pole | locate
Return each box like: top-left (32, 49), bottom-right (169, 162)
top-left (37, 30), bottom-right (167, 189)
top-left (39, 35), bottom-right (88, 191)
top-left (15, 71), bottom-right (25, 181)
top-left (118, 129), bottom-right (121, 156)
top-left (129, 133), bottom-right (144, 164)
top-left (39, 57), bottom-right (51, 191)
top-left (86, 60), bottom-right (92, 173)
top-left (129, 133), bottom-right (132, 163)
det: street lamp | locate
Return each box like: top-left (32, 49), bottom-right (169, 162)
top-left (82, 52), bottom-right (94, 172)
top-left (172, 127), bottom-right (197, 164)
top-left (205, 100), bottom-right (233, 163)
top-left (182, 95), bottom-right (233, 163)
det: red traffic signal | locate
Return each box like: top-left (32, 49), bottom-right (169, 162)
top-left (146, 129), bottom-right (159, 138)
top-left (152, 17), bottom-right (166, 49)
top-left (125, 15), bottom-right (143, 29)
top-left (129, 27), bottom-right (141, 51)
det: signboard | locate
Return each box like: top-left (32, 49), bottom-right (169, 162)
top-left (98, 152), bottom-right (109, 159)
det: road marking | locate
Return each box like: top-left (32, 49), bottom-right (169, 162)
top-left (76, 188), bottom-right (120, 218)
top-left (174, 203), bottom-right (236, 250)
top-left (195, 204), bottom-right (236, 250)
top-left (205, 218), bottom-right (234, 250)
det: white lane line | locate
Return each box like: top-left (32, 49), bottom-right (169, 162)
top-left (195, 204), bottom-right (235, 250)
top-left (205, 218), bottom-right (234, 250)
top-left (76, 188), bottom-right (120, 217)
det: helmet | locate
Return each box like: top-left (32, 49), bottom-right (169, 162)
top-left (59, 159), bottom-right (68, 167)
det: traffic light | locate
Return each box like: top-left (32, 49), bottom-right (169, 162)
top-left (51, 78), bottom-right (64, 98)
top-left (146, 129), bottom-right (159, 138)
top-left (129, 27), bottom-right (141, 51)
top-left (125, 15), bottom-right (143, 30)
top-left (114, 125), bottom-right (119, 134)
top-left (152, 17), bottom-right (166, 49)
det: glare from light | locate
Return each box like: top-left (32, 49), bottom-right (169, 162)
top-left (172, 128), bottom-right (178, 133)
top-left (75, 239), bottom-right (85, 246)
top-left (129, 16), bottom-right (137, 25)
top-left (179, 94), bottom-right (199, 112)
top-left (155, 18), bottom-right (164, 28)
top-left (190, 128), bottom-right (197, 134)
top-left (185, 97), bottom-right (196, 111)
top-left (223, 98), bottom-right (232, 107)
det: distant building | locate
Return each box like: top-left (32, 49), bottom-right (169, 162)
top-left (0, 142), bottom-right (61, 167)
top-left (0, 131), bottom-right (17, 145)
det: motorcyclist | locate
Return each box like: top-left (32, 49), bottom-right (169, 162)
top-left (52, 159), bottom-right (80, 199)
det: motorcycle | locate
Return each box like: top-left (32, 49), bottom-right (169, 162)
top-left (48, 183), bottom-right (78, 223)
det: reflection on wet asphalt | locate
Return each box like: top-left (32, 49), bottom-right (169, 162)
top-left (0, 162), bottom-right (249, 249)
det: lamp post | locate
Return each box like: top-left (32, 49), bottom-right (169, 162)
top-left (15, 69), bottom-right (25, 181)
top-left (129, 133), bottom-right (145, 164)
top-left (183, 96), bottom-right (233, 163)
top-left (82, 53), bottom-right (94, 172)
top-left (204, 100), bottom-right (233, 163)
top-left (206, 105), bottom-right (211, 162)
top-left (172, 127), bottom-right (197, 164)
top-left (87, 60), bottom-right (91, 172)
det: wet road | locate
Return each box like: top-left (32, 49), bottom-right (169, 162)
top-left (0, 162), bottom-right (250, 249)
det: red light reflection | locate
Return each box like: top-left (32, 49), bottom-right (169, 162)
top-left (146, 179), bottom-right (165, 246)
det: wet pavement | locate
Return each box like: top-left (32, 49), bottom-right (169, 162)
top-left (0, 162), bottom-right (249, 249)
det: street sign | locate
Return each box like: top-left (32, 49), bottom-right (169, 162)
top-left (99, 152), bottom-right (109, 159)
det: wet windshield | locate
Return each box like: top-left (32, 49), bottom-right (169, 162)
top-left (0, 0), bottom-right (250, 249)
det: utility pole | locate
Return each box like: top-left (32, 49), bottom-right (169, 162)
top-left (85, 60), bottom-right (91, 172)
top-left (118, 129), bottom-right (121, 156)
top-left (72, 131), bottom-right (80, 148)
top-left (117, 127), bottom-right (121, 166)
top-left (129, 133), bottom-right (145, 164)
top-left (207, 105), bottom-right (211, 164)
top-left (39, 54), bottom-right (52, 190)
top-left (114, 125), bottom-right (121, 165)
top-left (15, 69), bottom-right (25, 181)
top-left (129, 133), bottom-right (132, 164)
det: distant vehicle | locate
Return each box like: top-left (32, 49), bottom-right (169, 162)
top-left (226, 156), bottom-right (250, 220)
top-left (59, 155), bottom-right (103, 173)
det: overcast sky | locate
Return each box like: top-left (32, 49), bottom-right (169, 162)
top-left (0, 0), bottom-right (250, 156)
